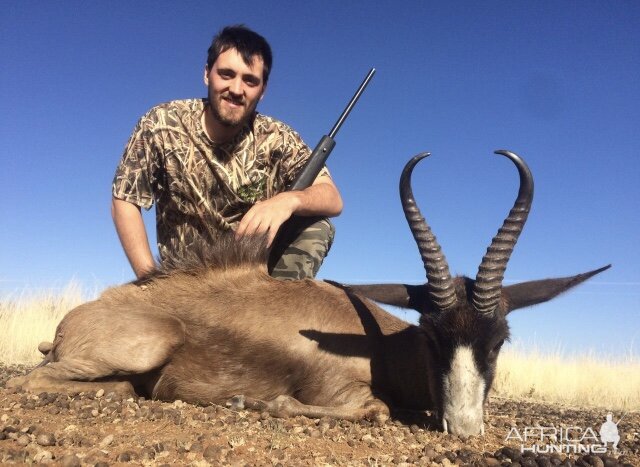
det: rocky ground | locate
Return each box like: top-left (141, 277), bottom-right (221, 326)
top-left (1, 364), bottom-right (638, 466)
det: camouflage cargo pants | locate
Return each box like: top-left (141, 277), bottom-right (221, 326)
top-left (268, 216), bottom-right (335, 280)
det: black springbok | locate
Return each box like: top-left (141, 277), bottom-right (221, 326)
top-left (7, 150), bottom-right (609, 437)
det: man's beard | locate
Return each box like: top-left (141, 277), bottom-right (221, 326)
top-left (209, 91), bottom-right (257, 128)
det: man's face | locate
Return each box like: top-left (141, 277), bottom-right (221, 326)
top-left (204, 48), bottom-right (266, 128)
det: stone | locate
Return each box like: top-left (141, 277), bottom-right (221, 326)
top-left (99, 434), bottom-right (114, 448)
top-left (36, 432), bottom-right (56, 446)
top-left (59, 454), bottom-right (82, 467)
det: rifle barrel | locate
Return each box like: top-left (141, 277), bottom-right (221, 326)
top-left (287, 67), bottom-right (375, 191)
top-left (328, 68), bottom-right (376, 139)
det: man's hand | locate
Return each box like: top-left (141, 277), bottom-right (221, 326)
top-left (236, 192), bottom-right (300, 245)
top-left (235, 174), bottom-right (343, 246)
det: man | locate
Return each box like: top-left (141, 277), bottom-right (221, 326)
top-left (112, 25), bottom-right (342, 280)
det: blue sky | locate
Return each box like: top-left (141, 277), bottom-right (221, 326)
top-left (1, 1), bottom-right (638, 357)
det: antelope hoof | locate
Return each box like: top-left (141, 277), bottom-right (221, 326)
top-left (364, 400), bottom-right (390, 425)
top-left (373, 410), bottom-right (390, 425)
top-left (227, 395), bottom-right (246, 410)
top-left (38, 341), bottom-right (54, 355)
top-left (5, 376), bottom-right (26, 390)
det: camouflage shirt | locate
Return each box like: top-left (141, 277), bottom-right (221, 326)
top-left (112, 98), bottom-right (328, 260)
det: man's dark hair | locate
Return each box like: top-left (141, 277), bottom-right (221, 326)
top-left (206, 25), bottom-right (273, 84)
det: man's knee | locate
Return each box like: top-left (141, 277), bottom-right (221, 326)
top-left (269, 217), bottom-right (335, 280)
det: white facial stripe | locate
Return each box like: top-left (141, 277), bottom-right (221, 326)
top-left (442, 345), bottom-right (485, 436)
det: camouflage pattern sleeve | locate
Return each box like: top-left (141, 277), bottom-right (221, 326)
top-left (111, 112), bottom-right (158, 210)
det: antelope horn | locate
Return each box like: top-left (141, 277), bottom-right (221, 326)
top-left (400, 153), bottom-right (457, 311)
top-left (472, 150), bottom-right (534, 316)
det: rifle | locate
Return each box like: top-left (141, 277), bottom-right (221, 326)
top-left (288, 68), bottom-right (376, 191)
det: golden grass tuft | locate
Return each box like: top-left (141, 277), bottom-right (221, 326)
top-left (0, 281), bottom-right (88, 365)
top-left (493, 341), bottom-right (640, 411)
top-left (0, 283), bottom-right (638, 411)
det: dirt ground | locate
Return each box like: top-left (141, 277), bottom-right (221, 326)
top-left (1, 364), bottom-right (638, 466)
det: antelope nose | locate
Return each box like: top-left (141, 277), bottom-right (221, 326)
top-left (442, 417), bottom-right (485, 437)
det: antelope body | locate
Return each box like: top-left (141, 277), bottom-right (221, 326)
top-left (7, 150), bottom-right (609, 437)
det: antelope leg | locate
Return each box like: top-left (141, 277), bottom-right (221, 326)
top-left (7, 306), bottom-right (186, 395)
top-left (229, 394), bottom-right (390, 424)
top-left (6, 361), bottom-right (137, 396)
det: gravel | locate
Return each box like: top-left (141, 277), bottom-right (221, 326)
top-left (1, 363), bottom-right (638, 466)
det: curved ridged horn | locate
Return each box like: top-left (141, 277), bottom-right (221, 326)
top-left (400, 153), bottom-right (457, 311)
top-left (472, 150), bottom-right (534, 315)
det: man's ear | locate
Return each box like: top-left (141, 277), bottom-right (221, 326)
top-left (259, 84), bottom-right (267, 101)
top-left (203, 66), bottom-right (210, 86)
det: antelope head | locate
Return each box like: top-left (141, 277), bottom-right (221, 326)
top-left (351, 150), bottom-right (610, 437)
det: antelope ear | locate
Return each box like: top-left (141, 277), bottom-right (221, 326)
top-left (337, 283), bottom-right (430, 313)
top-left (502, 265), bottom-right (611, 314)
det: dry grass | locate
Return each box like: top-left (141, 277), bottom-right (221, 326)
top-left (494, 341), bottom-right (640, 411)
top-left (1, 284), bottom-right (638, 411)
top-left (0, 281), bottom-right (88, 365)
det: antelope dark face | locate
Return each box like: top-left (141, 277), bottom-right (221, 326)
top-left (419, 279), bottom-right (510, 436)
top-left (351, 150), bottom-right (609, 437)
top-left (397, 150), bottom-right (533, 436)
